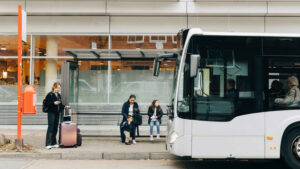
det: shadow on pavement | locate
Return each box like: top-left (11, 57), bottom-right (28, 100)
top-left (172, 159), bottom-right (288, 169)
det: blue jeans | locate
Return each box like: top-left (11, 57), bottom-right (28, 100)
top-left (150, 120), bottom-right (160, 135)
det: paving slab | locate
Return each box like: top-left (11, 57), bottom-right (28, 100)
top-left (103, 152), bottom-right (150, 160)
top-left (0, 128), bottom-right (173, 160)
top-left (61, 152), bottom-right (103, 160)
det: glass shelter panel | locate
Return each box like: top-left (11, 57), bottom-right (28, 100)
top-left (77, 60), bottom-right (108, 103)
top-left (110, 60), bottom-right (175, 103)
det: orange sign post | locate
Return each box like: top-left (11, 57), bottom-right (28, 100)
top-left (16, 5), bottom-right (24, 148)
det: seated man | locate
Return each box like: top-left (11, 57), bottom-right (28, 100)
top-left (226, 79), bottom-right (238, 99)
top-left (269, 80), bottom-right (285, 110)
top-left (275, 76), bottom-right (300, 108)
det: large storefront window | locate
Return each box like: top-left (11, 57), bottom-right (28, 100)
top-left (0, 35), bottom-right (30, 56)
top-left (33, 35), bottom-right (109, 102)
top-left (34, 59), bottom-right (67, 102)
top-left (33, 59), bottom-right (109, 103)
top-left (0, 59), bottom-right (30, 102)
top-left (34, 35), bottom-right (109, 57)
top-left (0, 34), bottom-right (176, 104)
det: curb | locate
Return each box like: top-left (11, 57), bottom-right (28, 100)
top-left (0, 153), bottom-right (61, 159)
top-left (0, 152), bottom-right (180, 160)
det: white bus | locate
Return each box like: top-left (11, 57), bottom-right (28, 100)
top-left (153, 28), bottom-right (300, 169)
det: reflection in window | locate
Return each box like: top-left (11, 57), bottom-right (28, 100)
top-left (110, 60), bottom-right (175, 103)
top-left (172, 35), bottom-right (177, 44)
top-left (77, 60), bottom-right (108, 103)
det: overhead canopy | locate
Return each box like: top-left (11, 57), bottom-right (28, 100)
top-left (64, 49), bottom-right (180, 60)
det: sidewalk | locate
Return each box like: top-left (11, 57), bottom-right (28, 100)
top-left (0, 127), bottom-right (180, 160)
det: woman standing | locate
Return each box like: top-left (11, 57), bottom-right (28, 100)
top-left (147, 100), bottom-right (163, 141)
top-left (44, 82), bottom-right (69, 150)
top-left (120, 95), bottom-right (140, 144)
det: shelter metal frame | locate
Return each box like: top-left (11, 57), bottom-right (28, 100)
top-left (62, 48), bottom-right (180, 137)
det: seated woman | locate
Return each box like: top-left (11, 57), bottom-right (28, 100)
top-left (275, 76), bottom-right (300, 108)
top-left (120, 95), bottom-right (139, 144)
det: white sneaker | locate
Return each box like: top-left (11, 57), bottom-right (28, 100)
top-left (156, 134), bottom-right (160, 139)
top-left (46, 146), bottom-right (52, 150)
top-left (132, 140), bottom-right (136, 144)
top-left (52, 144), bottom-right (59, 148)
top-left (150, 135), bottom-right (153, 141)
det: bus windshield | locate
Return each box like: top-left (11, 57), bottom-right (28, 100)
top-left (177, 35), bottom-right (300, 121)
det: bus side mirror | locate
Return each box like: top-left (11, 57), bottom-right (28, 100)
top-left (190, 54), bottom-right (200, 78)
top-left (153, 53), bottom-right (177, 77)
top-left (153, 57), bottom-right (161, 76)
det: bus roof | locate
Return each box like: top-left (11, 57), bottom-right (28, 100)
top-left (189, 28), bottom-right (300, 38)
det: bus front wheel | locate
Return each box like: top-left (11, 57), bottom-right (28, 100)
top-left (282, 129), bottom-right (300, 169)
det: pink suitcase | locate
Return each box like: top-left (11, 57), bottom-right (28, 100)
top-left (60, 122), bottom-right (77, 147)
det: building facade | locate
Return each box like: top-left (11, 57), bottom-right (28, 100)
top-left (0, 0), bottom-right (300, 125)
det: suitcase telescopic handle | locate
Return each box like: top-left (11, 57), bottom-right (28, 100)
top-left (64, 108), bottom-right (72, 116)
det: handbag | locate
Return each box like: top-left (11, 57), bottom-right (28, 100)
top-left (133, 113), bottom-right (142, 125)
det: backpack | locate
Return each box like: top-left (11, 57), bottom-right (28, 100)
top-left (42, 92), bottom-right (52, 113)
top-left (133, 113), bottom-right (142, 125)
top-left (42, 99), bottom-right (48, 113)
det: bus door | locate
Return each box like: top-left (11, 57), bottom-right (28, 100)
top-left (61, 60), bottom-right (79, 123)
top-left (181, 36), bottom-right (265, 158)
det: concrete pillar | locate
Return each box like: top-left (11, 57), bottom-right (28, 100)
top-left (45, 36), bottom-right (58, 93)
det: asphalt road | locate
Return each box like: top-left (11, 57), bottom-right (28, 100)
top-left (0, 159), bottom-right (33, 169)
top-left (0, 159), bottom-right (290, 169)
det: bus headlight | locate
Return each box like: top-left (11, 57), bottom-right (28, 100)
top-left (169, 131), bottom-right (178, 144)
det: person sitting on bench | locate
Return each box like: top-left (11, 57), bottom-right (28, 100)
top-left (275, 76), bottom-right (300, 108)
top-left (122, 115), bottom-right (134, 145)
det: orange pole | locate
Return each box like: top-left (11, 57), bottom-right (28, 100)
top-left (17, 5), bottom-right (22, 139)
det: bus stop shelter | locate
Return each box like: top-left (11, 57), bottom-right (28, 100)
top-left (61, 48), bottom-right (179, 137)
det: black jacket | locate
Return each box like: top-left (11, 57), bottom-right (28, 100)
top-left (121, 101), bottom-right (140, 122)
top-left (44, 92), bottom-right (65, 114)
top-left (147, 106), bottom-right (163, 124)
top-left (226, 88), bottom-right (238, 99)
top-left (121, 121), bottom-right (134, 132)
